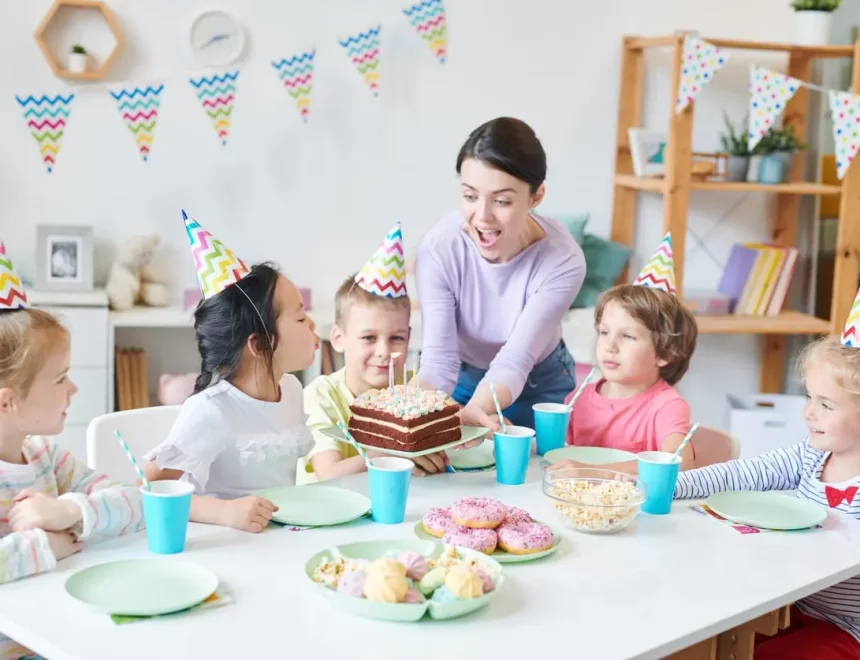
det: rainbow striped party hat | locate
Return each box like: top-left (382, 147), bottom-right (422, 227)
top-left (0, 242), bottom-right (29, 310)
top-left (355, 222), bottom-right (407, 298)
top-left (182, 210), bottom-right (250, 300)
top-left (633, 232), bottom-right (676, 296)
top-left (841, 286), bottom-right (860, 347)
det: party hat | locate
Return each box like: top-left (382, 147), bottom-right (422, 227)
top-left (355, 222), bottom-right (407, 298)
top-left (0, 242), bottom-right (29, 310)
top-left (841, 286), bottom-right (860, 347)
top-left (633, 232), bottom-right (676, 296)
top-left (182, 210), bottom-right (250, 300)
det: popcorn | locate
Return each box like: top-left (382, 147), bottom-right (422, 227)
top-left (547, 478), bottom-right (642, 533)
top-left (311, 557), bottom-right (366, 588)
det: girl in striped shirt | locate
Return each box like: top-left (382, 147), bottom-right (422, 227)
top-left (675, 332), bottom-right (860, 660)
top-left (0, 246), bottom-right (144, 660)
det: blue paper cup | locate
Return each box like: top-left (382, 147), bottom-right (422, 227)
top-left (140, 480), bottom-right (193, 554)
top-left (494, 426), bottom-right (535, 485)
top-left (532, 403), bottom-right (571, 455)
top-left (637, 451), bottom-right (682, 515)
top-left (367, 457), bottom-right (414, 524)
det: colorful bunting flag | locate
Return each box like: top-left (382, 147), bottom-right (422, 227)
top-left (403, 0), bottom-right (447, 64)
top-left (0, 242), bottom-right (29, 310)
top-left (675, 35), bottom-right (727, 114)
top-left (271, 50), bottom-right (315, 123)
top-left (189, 71), bottom-right (239, 146)
top-left (182, 210), bottom-right (250, 300)
top-left (110, 84), bottom-right (163, 162)
top-left (633, 232), bottom-right (676, 297)
top-left (338, 25), bottom-right (381, 96)
top-left (748, 67), bottom-right (802, 152)
top-left (829, 90), bottom-right (860, 180)
top-left (355, 222), bottom-right (406, 298)
top-left (15, 93), bottom-right (75, 173)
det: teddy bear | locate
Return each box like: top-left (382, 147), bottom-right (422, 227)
top-left (106, 235), bottom-right (171, 311)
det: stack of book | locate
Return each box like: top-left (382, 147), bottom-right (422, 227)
top-left (115, 347), bottom-right (150, 410)
top-left (717, 243), bottom-right (799, 316)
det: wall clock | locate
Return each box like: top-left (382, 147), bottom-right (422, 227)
top-left (189, 10), bottom-right (246, 67)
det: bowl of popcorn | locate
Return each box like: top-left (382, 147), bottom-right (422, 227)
top-left (542, 468), bottom-right (646, 534)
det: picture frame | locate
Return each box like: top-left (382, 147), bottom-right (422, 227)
top-left (35, 225), bottom-right (94, 292)
top-left (628, 128), bottom-right (668, 177)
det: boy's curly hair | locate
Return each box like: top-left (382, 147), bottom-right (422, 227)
top-left (798, 334), bottom-right (860, 396)
top-left (334, 275), bottom-right (411, 327)
top-left (594, 284), bottom-right (698, 385)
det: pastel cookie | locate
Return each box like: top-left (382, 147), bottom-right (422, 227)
top-left (443, 525), bottom-right (498, 554)
top-left (496, 521), bottom-right (555, 555)
top-left (422, 507), bottom-right (453, 537)
top-left (451, 497), bottom-right (507, 529)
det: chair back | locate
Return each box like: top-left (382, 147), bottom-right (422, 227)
top-left (690, 425), bottom-right (739, 468)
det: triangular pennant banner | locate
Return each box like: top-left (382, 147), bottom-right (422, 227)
top-left (338, 25), bottom-right (381, 96)
top-left (0, 242), bottom-right (29, 310)
top-left (675, 36), bottom-right (727, 114)
top-left (355, 222), bottom-right (407, 298)
top-left (841, 285), bottom-right (860, 347)
top-left (748, 67), bottom-right (802, 152)
top-left (271, 49), bottom-right (315, 123)
top-left (829, 91), bottom-right (860, 180)
top-left (403, 0), bottom-right (447, 64)
top-left (15, 93), bottom-right (75, 173)
top-left (110, 84), bottom-right (164, 162)
top-left (189, 71), bottom-right (239, 146)
top-left (182, 210), bottom-right (250, 300)
top-left (633, 232), bottom-right (676, 297)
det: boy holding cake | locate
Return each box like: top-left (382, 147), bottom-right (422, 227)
top-left (299, 223), bottom-right (454, 482)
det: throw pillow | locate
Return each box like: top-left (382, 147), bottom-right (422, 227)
top-left (557, 213), bottom-right (590, 246)
top-left (572, 234), bottom-right (633, 308)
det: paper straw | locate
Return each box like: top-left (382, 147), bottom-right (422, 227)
top-left (114, 430), bottom-right (150, 491)
top-left (490, 383), bottom-right (506, 433)
top-left (337, 420), bottom-right (370, 466)
top-left (567, 367), bottom-right (598, 410)
top-left (672, 423), bottom-right (701, 461)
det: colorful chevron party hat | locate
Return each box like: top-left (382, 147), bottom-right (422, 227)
top-left (355, 222), bottom-right (407, 298)
top-left (841, 286), bottom-right (860, 348)
top-left (633, 232), bottom-right (676, 296)
top-left (182, 210), bottom-right (250, 300)
top-left (0, 242), bottom-right (29, 310)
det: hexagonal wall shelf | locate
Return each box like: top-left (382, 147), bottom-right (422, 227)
top-left (34, 0), bottom-right (124, 82)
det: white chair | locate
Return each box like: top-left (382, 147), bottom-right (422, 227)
top-left (86, 406), bottom-right (181, 483)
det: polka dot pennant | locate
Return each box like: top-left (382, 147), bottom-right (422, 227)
top-left (829, 90), bottom-right (860, 180)
top-left (675, 35), bottom-right (727, 114)
top-left (747, 67), bottom-right (802, 152)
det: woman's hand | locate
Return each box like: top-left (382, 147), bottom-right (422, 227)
top-left (458, 405), bottom-right (510, 441)
top-left (411, 452), bottom-right (448, 476)
top-left (9, 490), bottom-right (83, 532)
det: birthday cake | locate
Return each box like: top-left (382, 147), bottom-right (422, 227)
top-left (348, 385), bottom-right (461, 453)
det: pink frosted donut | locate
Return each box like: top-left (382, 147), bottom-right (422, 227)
top-left (451, 497), bottom-right (507, 529)
top-left (504, 506), bottom-right (532, 524)
top-left (422, 507), bottom-right (452, 538)
top-left (496, 521), bottom-right (555, 555)
top-left (443, 525), bottom-right (498, 554)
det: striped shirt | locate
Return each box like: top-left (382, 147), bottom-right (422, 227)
top-left (675, 439), bottom-right (860, 643)
top-left (0, 436), bottom-right (144, 659)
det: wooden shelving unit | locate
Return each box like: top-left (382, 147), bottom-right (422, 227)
top-left (611, 35), bottom-right (860, 393)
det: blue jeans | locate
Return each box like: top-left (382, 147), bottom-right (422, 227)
top-left (452, 341), bottom-right (576, 429)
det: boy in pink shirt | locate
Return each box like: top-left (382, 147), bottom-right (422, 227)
top-left (551, 233), bottom-right (700, 473)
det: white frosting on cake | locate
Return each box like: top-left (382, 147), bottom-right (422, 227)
top-left (353, 385), bottom-right (455, 420)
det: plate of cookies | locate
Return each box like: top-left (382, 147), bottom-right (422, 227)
top-left (414, 497), bottom-right (562, 563)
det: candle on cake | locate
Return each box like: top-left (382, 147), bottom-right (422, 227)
top-left (390, 352), bottom-right (401, 391)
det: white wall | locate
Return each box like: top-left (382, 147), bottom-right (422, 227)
top-left (1, 0), bottom-right (812, 426)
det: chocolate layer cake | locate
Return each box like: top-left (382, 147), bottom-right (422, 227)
top-left (348, 385), bottom-right (461, 452)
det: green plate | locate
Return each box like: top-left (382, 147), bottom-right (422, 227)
top-left (305, 540), bottom-right (504, 622)
top-left (65, 559), bottom-right (218, 616)
top-left (256, 485), bottom-right (370, 527)
top-left (319, 425), bottom-right (490, 459)
top-left (413, 521), bottom-right (561, 563)
top-left (542, 446), bottom-right (636, 466)
top-left (447, 439), bottom-right (495, 470)
top-left (706, 491), bottom-right (828, 531)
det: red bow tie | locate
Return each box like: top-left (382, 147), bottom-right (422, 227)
top-left (825, 485), bottom-right (858, 508)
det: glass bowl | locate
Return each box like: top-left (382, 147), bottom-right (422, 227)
top-left (542, 468), bottom-right (646, 534)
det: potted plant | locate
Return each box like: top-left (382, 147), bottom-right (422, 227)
top-left (719, 113), bottom-right (751, 182)
top-left (791, 0), bottom-right (841, 46)
top-left (754, 125), bottom-right (807, 184)
top-left (69, 44), bottom-right (88, 74)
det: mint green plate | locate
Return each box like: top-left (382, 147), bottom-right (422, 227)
top-left (706, 491), bottom-right (827, 531)
top-left (543, 446), bottom-right (636, 466)
top-left (447, 439), bottom-right (495, 470)
top-left (413, 521), bottom-right (562, 563)
top-left (65, 559), bottom-right (218, 616)
top-left (256, 485), bottom-right (370, 527)
top-left (305, 540), bottom-right (504, 622)
top-left (319, 425), bottom-right (489, 458)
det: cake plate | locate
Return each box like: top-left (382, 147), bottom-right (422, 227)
top-left (319, 425), bottom-right (489, 459)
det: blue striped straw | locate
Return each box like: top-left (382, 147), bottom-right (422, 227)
top-left (567, 367), bottom-right (598, 410)
top-left (114, 430), bottom-right (150, 491)
top-left (336, 420), bottom-right (370, 466)
top-left (672, 423), bottom-right (701, 461)
top-left (490, 383), bottom-right (506, 433)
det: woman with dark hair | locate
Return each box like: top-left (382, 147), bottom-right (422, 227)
top-left (416, 117), bottom-right (586, 430)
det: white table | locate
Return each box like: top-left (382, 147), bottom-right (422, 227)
top-left (1, 464), bottom-right (859, 660)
